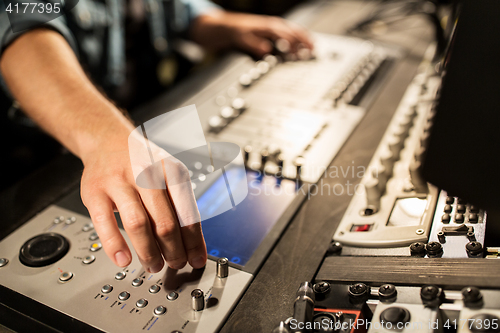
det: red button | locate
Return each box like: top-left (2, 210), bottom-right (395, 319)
top-left (352, 224), bottom-right (372, 232)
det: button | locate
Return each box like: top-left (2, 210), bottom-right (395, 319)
top-left (167, 291), bottom-right (179, 301)
top-left (53, 216), bottom-right (64, 224)
top-left (59, 271), bottom-right (73, 282)
top-left (380, 307), bottom-right (411, 324)
top-left (89, 232), bottom-right (99, 241)
top-left (0, 258), bottom-right (9, 267)
top-left (136, 298), bottom-right (148, 308)
top-left (132, 278), bottom-right (143, 287)
top-left (118, 291), bottom-right (130, 301)
top-left (82, 255), bottom-right (95, 265)
top-left (154, 305), bottom-right (167, 316)
top-left (101, 284), bottom-right (113, 294)
top-left (443, 205), bottom-right (452, 213)
top-left (65, 217), bottom-right (76, 225)
top-left (445, 197), bottom-right (455, 204)
top-left (149, 285), bottom-right (161, 294)
top-left (455, 213), bottom-right (464, 223)
top-left (115, 271), bottom-right (126, 280)
top-left (456, 204), bottom-right (466, 213)
top-left (470, 205), bottom-right (479, 213)
top-left (469, 213), bottom-right (478, 223)
top-left (441, 214), bottom-right (451, 224)
top-left (82, 223), bottom-right (93, 232)
top-left (351, 224), bottom-right (372, 232)
top-left (90, 242), bottom-right (102, 252)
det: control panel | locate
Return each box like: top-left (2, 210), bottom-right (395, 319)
top-left (0, 206), bottom-right (253, 333)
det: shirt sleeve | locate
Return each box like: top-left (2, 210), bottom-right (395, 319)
top-left (182, 0), bottom-right (221, 22)
top-left (0, 0), bottom-right (79, 98)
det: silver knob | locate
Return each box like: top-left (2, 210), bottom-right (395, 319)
top-left (231, 98), bottom-right (247, 112)
top-left (217, 257), bottom-right (229, 278)
top-left (379, 146), bottom-right (395, 178)
top-left (220, 106), bottom-right (238, 120)
top-left (371, 163), bottom-right (388, 194)
top-left (239, 74), bottom-right (252, 87)
top-left (208, 115), bottom-right (225, 133)
top-left (191, 289), bottom-right (204, 311)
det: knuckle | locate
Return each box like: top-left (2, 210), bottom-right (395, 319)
top-left (92, 213), bottom-right (110, 226)
top-left (138, 253), bottom-right (157, 264)
top-left (154, 221), bottom-right (176, 239)
top-left (101, 233), bottom-right (123, 251)
top-left (125, 213), bottom-right (148, 233)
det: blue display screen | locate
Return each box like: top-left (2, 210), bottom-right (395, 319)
top-left (197, 171), bottom-right (298, 266)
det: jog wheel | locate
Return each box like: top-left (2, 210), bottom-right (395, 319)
top-left (19, 233), bottom-right (70, 267)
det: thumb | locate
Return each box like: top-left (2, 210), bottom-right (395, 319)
top-left (236, 32), bottom-right (273, 58)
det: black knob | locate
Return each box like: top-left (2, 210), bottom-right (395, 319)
top-left (425, 242), bottom-right (443, 257)
top-left (410, 242), bottom-right (426, 257)
top-left (378, 284), bottom-right (397, 300)
top-left (19, 233), bottom-right (70, 267)
top-left (380, 307), bottom-right (411, 325)
top-left (466, 241), bottom-right (483, 256)
top-left (462, 286), bottom-right (483, 304)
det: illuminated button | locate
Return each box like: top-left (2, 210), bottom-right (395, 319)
top-left (90, 242), bottom-right (102, 252)
top-left (89, 232), bottom-right (99, 241)
top-left (443, 205), bottom-right (452, 213)
top-left (118, 291), bottom-right (130, 301)
top-left (82, 255), bottom-right (95, 265)
top-left (351, 224), bottom-right (372, 232)
top-left (167, 291), bottom-right (179, 301)
top-left (65, 217), bottom-right (77, 225)
top-left (132, 278), bottom-right (143, 287)
top-left (115, 271), bottom-right (126, 280)
top-left (154, 305), bottom-right (167, 316)
top-left (456, 205), bottom-right (466, 213)
top-left (455, 214), bottom-right (464, 223)
top-left (441, 214), bottom-right (451, 224)
top-left (82, 223), bottom-right (93, 232)
top-left (149, 284), bottom-right (161, 294)
top-left (101, 284), bottom-right (113, 294)
top-left (0, 258), bottom-right (9, 267)
top-left (136, 298), bottom-right (148, 308)
top-left (59, 271), bottom-right (73, 282)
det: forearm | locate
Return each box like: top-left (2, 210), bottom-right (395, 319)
top-left (0, 29), bottom-right (132, 161)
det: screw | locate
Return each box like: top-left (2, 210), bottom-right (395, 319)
top-left (313, 281), bottom-right (331, 294)
top-left (410, 242), bottom-right (426, 256)
top-left (426, 242), bottom-right (443, 257)
top-left (462, 286), bottom-right (482, 303)
top-left (466, 241), bottom-right (483, 256)
top-left (349, 283), bottom-right (369, 298)
top-left (378, 284), bottom-right (397, 300)
top-left (327, 241), bottom-right (343, 255)
top-left (420, 285), bottom-right (443, 307)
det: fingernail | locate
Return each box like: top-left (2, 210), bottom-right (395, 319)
top-left (115, 251), bottom-right (130, 267)
top-left (169, 262), bottom-right (186, 270)
top-left (148, 261), bottom-right (164, 273)
top-left (190, 256), bottom-right (206, 269)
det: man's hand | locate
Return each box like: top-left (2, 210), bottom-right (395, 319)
top-left (190, 11), bottom-right (314, 58)
top-left (0, 29), bottom-right (207, 273)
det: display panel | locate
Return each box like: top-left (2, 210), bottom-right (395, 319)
top-left (198, 170), bottom-right (299, 267)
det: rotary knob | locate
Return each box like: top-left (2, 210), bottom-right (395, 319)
top-left (191, 289), bottom-right (204, 311)
top-left (231, 98), bottom-right (247, 112)
top-left (379, 146), bottom-right (395, 178)
top-left (208, 116), bottom-right (225, 133)
top-left (217, 257), bottom-right (229, 278)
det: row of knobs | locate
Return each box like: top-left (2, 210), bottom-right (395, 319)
top-left (331, 52), bottom-right (383, 107)
top-left (191, 258), bottom-right (229, 311)
top-left (208, 97), bottom-right (248, 133)
top-left (364, 105), bottom-right (422, 211)
top-left (243, 144), bottom-right (305, 180)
